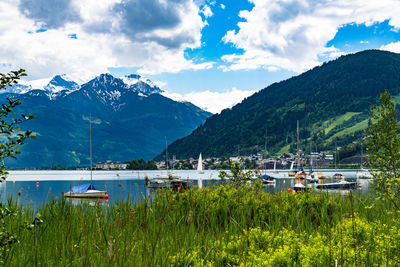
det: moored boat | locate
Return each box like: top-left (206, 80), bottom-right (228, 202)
top-left (306, 176), bottom-right (319, 183)
top-left (315, 180), bottom-right (357, 189)
top-left (356, 169), bottom-right (373, 179)
top-left (63, 115), bottom-right (107, 199)
top-left (293, 182), bottom-right (312, 191)
top-left (64, 184), bottom-right (107, 198)
top-left (296, 170), bottom-right (306, 179)
top-left (332, 173), bottom-right (345, 179)
top-left (260, 174), bottom-right (276, 184)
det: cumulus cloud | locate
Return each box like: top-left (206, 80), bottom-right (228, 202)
top-left (221, 0), bottom-right (400, 73)
top-left (113, 0), bottom-right (204, 49)
top-left (0, 0), bottom-right (211, 81)
top-left (201, 5), bottom-right (213, 18)
top-left (162, 88), bottom-right (256, 114)
top-left (18, 0), bottom-right (82, 29)
top-left (380, 41), bottom-right (400, 53)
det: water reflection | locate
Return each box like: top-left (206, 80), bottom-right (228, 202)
top-left (1, 170), bottom-right (374, 209)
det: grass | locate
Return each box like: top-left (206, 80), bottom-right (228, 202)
top-left (324, 112), bottom-right (361, 135)
top-left (327, 119), bottom-right (369, 142)
top-left (277, 144), bottom-right (290, 155)
top-left (2, 185), bottom-right (400, 265)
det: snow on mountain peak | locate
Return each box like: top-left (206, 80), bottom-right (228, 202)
top-left (1, 84), bottom-right (32, 94)
top-left (44, 74), bottom-right (79, 93)
top-left (122, 74), bottom-right (163, 95)
top-left (1, 73), bottom-right (163, 101)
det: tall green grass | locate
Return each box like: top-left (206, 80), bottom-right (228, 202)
top-left (2, 185), bottom-right (399, 266)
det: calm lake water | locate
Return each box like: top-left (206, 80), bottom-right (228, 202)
top-left (0, 169), bottom-right (373, 209)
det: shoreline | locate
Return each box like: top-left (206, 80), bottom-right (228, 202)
top-left (3, 169), bottom-right (364, 182)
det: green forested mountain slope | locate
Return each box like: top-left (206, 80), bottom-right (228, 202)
top-left (0, 74), bottom-right (211, 167)
top-left (158, 50), bottom-right (400, 159)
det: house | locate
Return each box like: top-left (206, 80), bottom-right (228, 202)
top-left (95, 160), bottom-right (128, 170)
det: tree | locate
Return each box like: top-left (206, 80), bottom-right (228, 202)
top-left (218, 159), bottom-right (254, 187)
top-left (365, 90), bottom-right (400, 208)
top-left (0, 69), bottom-right (35, 181)
top-left (127, 158), bottom-right (157, 170)
top-left (0, 69), bottom-right (35, 261)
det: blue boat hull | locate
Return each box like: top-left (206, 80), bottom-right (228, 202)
top-left (316, 182), bottom-right (357, 189)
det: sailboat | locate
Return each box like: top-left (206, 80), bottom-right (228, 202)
top-left (64, 116), bottom-right (107, 198)
top-left (197, 153), bottom-right (204, 174)
top-left (149, 137), bottom-right (180, 188)
top-left (288, 161), bottom-right (296, 177)
top-left (197, 153), bottom-right (204, 188)
top-left (273, 160), bottom-right (279, 174)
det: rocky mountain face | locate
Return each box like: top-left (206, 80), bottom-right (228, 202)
top-left (1, 73), bottom-right (211, 167)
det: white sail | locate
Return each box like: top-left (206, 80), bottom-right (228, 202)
top-left (197, 153), bottom-right (204, 188)
top-left (290, 161), bottom-right (295, 171)
top-left (197, 153), bottom-right (204, 173)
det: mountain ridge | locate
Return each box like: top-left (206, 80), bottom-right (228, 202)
top-left (158, 50), bottom-right (400, 160)
top-left (1, 73), bottom-right (211, 167)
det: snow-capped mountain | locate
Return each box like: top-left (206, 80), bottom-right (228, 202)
top-left (122, 74), bottom-right (163, 95)
top-left (44, 74), bottom-right (79, 93)
top-left (2, 84), bottom-right (32, 94)
top-left (77, 73), bottom-right (164, 111)
top-left (0, 73), bottom-right (211, 167)
top-left (1, 73), bottom-right (163, 101)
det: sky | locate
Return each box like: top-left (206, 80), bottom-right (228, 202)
top-left (1, 0), bottom-right (400, 113)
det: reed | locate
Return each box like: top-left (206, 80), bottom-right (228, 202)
top-left (2, 185), bottom-right (399, 266)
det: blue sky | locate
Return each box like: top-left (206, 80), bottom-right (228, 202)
top-left (1, 0), bottom-right (400, 113)
top-left (110, 0), bottom-right (400, 111)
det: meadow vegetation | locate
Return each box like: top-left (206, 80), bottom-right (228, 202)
top-left (2, 71), bottom-right (400, 265)
top-left (0, 185), bottom-right (399, 266)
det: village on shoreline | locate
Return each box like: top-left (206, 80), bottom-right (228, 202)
top-left (91, 149), bottom-right (365, 171)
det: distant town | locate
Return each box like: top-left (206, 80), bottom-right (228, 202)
top-left (92, 150), bottom-right (366, 171)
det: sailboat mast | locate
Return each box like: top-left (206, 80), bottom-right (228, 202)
top-left (309, 140), bottom-right (312, 169)
top-left (165, 136), bottom-right (168, 171)
top-left (360, 138), bottom-right (363, 168)
top-left (335, 141), bottom-right (337, 170)
top-left (297, 120), bottom-right (300, 168)
top-left (90, 115), bottom-right (93, 183)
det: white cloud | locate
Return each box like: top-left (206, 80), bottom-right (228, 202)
top-left (152, 80), bottom-right (167, 89)
top-left (221, 0), bottom-right (400, 73)
top-left (380, 41), bottom-right (400, 53)
top-left (220, 4), bottom-right (225, 9)
top-left (201, 4), bottom-right (213, 18)
top-left (0, 0), bottom-right (212, 81)
top-left (360, 40), bottom-right (369, 44)
top-left (162, 88), bottom-right (256, 113)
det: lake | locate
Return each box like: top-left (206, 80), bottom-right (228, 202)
top-left (1, 169), bottom-right (373, 208)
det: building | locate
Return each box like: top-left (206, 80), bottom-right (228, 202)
top-left (95, 160), bottom-right (128, 170)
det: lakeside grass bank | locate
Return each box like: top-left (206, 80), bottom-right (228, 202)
top-left (2, 185), bottom-right (400, 266)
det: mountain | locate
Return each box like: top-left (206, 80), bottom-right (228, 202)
top-left (159, 50), bottom-right (400, 160)
top-left (1, 73), bottom-right (211, 167)
top-left (122, 74), bottom-right (163, 95)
